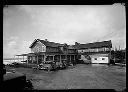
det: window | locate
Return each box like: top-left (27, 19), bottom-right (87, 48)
top-left (42, 47), bottom-right (44, 51)
top-left (102, 58), bottom-right (105, 60)
top-left (94, 58), bottom-right (97, 60)
top-left (60, 47), bottom-right (63, 51)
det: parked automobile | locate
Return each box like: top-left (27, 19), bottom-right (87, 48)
top-left (9, 62), bottom-right (20, 67)
top-left (38, 61), bottom-right (57, 71)
top-left (59, 60), bottom-right (67, 69)
top-left (68, 62), bottom-right (74, 66)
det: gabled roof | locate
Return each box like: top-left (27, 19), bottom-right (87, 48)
top-left (74, 40), bottom-right (112, 49)
top-left (39, 40), bottom-right (64, 47)
top-left (29, 39), bottom-right (64, 48)
top-left (67, 45), bottom-right (76, 49)
top-left (30, 39), bottom-right (112, 49)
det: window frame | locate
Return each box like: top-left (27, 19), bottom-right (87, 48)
top-left (94, 58), bottom-right (97, 60)
top-left (102, 58), bottom-right (105, 60)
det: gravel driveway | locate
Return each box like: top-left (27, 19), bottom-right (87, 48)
top-left (6, 64), bottom-right (126, 91)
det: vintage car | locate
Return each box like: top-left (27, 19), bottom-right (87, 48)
top-left (3, 64), bottom-right (33, 90)
top-left (9, 62), bottom-right (20, 67)
top-left (59, 60), bottom-right (68, 69)
top-left (37, 61), bottom-right (57, 71)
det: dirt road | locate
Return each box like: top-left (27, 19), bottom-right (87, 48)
top-left (6, 64), bottom-right (126, 91)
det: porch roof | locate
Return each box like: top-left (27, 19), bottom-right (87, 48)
top-left (16, 53), bottom-right (36, 56)
top-left (16, 52), bottom-right (77, 56)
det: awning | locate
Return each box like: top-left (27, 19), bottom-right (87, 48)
top-left (16, 53), bottom-right (36, 56)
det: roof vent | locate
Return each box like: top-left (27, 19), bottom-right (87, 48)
top-left (37, 39), bottom-right (40, 41)
top-left (45, 39), bottom-right (48, 42)
top-left (75, 42), bottom-right (80, 45)
top-left (64, 43), bottom-right (67, 46)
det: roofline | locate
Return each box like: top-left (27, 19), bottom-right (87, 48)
top-left (29, 39), bottom-right (41, 48)
top-left (79, 40), bottom-right (112, 45)
top-left (16, 53), bottom-right (36, 56)
top-left (75, 40), bottom-right (112, 49)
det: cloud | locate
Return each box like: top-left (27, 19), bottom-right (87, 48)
top-left (6, 36), bottom-right (18, 47)
top-left (99, 27), bottom-right (126, 49)
top-left (3, 5), bottom-right (126, 58)
top-left (10, 36), bottom-right (18, 40)
top-left (19, 5), bottom-right (39, 20)
top-left (8, 41), bottom-right (16, 47)
top-left (19, 41), bottom-right (32, 54)
top-left (23, 6), bottom-right (108, 43)
top-left (3, 39), bottom-right (32, 58)
top-left (18, 5), bottom-right (126, 46)
top-left (3, 36), bottom-right (18, 58)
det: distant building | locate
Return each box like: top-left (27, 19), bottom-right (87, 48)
top-left (74, 40), bottom-right (112, 64)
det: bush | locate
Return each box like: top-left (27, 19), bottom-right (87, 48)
top-left (109, 59), bottom-right (115, 65)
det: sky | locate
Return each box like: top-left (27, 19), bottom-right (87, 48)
top-left (3, 4), bottom-right (126, 58)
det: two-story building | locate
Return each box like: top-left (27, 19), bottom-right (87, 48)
top-left (16, 39), bottom-right (77, 65)
top-left (74, 40), bottom-right (112, 64)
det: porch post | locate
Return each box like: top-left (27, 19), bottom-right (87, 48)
top-left (31, 56), bottom-right (33, 63)
top-left (37, 55), bottom-right (38, 64)
top-left (70, 55), bottom-right (71, 61)
top-left (53, 55), bottom-right (54, 61)
top-left (27, 56), bottom-right (28, 64)
top-left (109, 47), bottom-right (111, 64)
top-left (44, 55), bottom-right (46, 61)
top-left (43, 55), bottom-right (45, 61)
top-left (43, 55), bottom-right (44, 62)
top-left (19, 56), bottom-right (21, 62)
top-left (42, 55), bottom-right (44, 62)
top-left (60, 55), bottom-right (61, 63)
top-left (66, 55), bottom-right (67, 60)
top-left (18, 56), bottom-right (19, 62)
top-left (23, 56), bottom-right (24, 61)
top-left (14, 55), bottom-right (15, 62)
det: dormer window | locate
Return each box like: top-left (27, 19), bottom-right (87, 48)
top-left (60, 47), bottom-right (63, 51)
top-left (94, 58), bottom-right (97, 60)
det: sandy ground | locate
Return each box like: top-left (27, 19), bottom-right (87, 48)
top-left (6, 64), bottom-right (126, 91)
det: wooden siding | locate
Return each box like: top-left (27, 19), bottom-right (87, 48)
top-left (31, 41), bottom-right (46, 53)
top-left (46, 47), bottom-right (59, 52)
top-left (68, 49), bottom-right (76, 54)
top-left (78, 47), bottom-right (110, 53)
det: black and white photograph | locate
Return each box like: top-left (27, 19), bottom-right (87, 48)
top-left (3, 5), bottom-right (126, 91)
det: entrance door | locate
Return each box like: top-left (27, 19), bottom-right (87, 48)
top-left (38, 55), bottom-right (43, 64)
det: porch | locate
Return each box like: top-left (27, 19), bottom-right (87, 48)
top-left (15, 53), bottom-right (77, 65)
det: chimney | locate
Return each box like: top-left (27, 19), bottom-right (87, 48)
top-left (36, 39), bottom-right (40, 41)
top-left (75, 42), bottom-right (80, 45)
top-left (64, 43), bottom-right (67, 46)
top-left (45, 39), bottom-right (48, 42)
